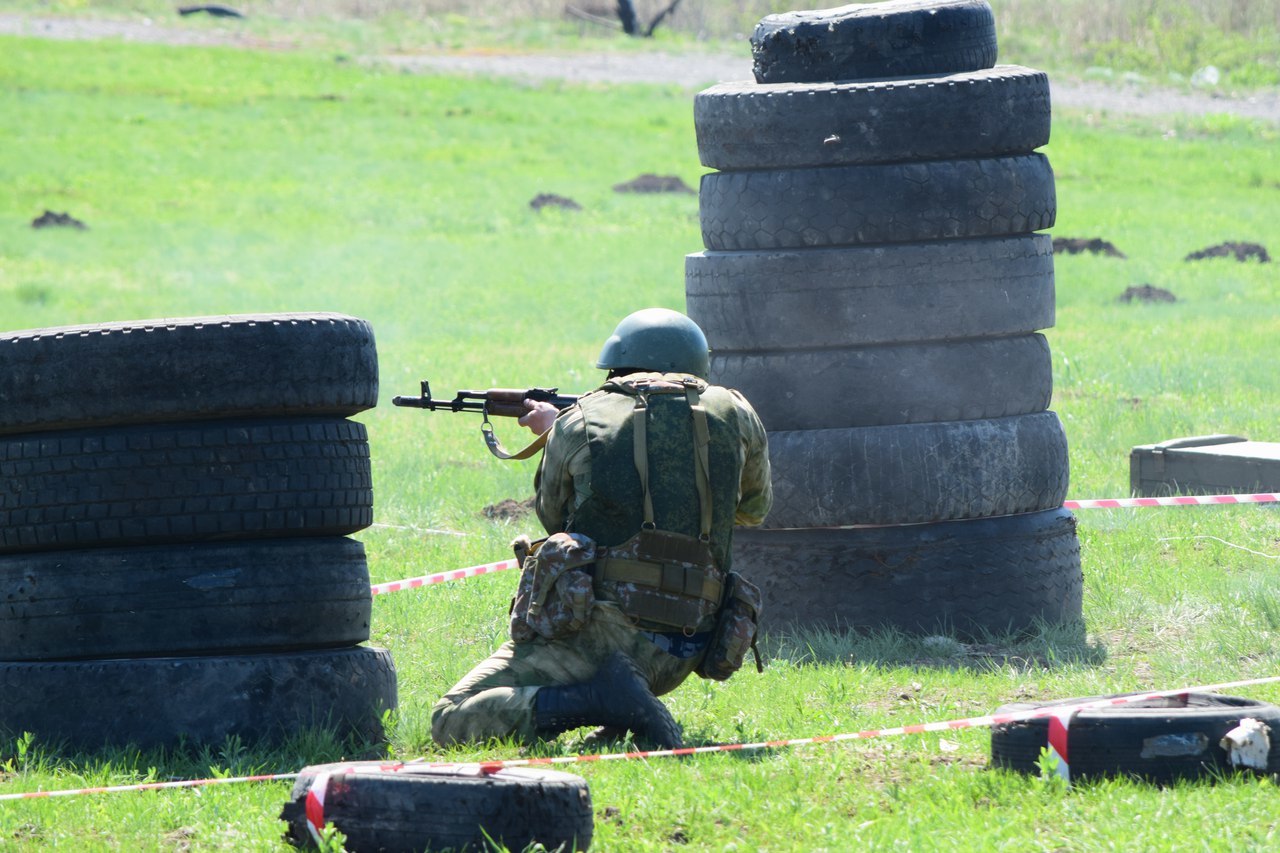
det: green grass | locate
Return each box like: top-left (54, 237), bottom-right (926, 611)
top-left (2, 32), bottom-right (1280, 852)
top-left (5, 0), bottom-right (1280, 88)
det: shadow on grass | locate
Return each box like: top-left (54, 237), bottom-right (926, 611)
top-left (760, 617), bottom-right (1109, 674)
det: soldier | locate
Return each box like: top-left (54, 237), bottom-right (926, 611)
top-left (431, 308), bottom-right (772, 749)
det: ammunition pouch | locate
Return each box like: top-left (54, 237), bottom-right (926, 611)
top-left (509, 533), bottom-right (597, 643)
top-left (592, 528), bottom-right (723, 634)
top-left (695, 572), bottom-right (764, 681)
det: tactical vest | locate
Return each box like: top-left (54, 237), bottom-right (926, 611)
top-left (569, 375), bottom-right (743, 633)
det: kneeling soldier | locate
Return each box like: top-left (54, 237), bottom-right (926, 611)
top-left (431, 308), bottom-right (772, 748)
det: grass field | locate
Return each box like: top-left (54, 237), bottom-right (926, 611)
top-left (2, 23), bottom-right (1280, 853)
top-left (5, 0), bottom-right (1280, 89)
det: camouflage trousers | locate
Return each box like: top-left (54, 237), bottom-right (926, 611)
top-left (430, 601), bottom-right (699, 747)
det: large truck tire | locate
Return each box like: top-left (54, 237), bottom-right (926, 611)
top-left (0, 646), bottom-right (397, 750)
top-left (0, 538), bottom-right (371, 660)
top-left (735, 508), bottom-right (1081, 638)
top-left (751, 0), bottom-right (998, 85)
top-left (0, 418), bottom-right (373, 553)
top-left (687, 236), bottom-right (1055, 350)
top-left (710, 334), bottom-right (1052, 431)
top-left (764, 413), bottom-right (1071, 528)
top-left (696, 66), bottom-right (1049, 170)
top-left (699, 154), bottom-right (1056, 251)
top-left (0, 313), bottom-right (378, 436)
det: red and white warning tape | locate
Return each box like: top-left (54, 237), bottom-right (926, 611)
top-left (4, 675), bottom-right (1277, 804)
top-left (369, 558), bottom-right (518, 596)
top-left (0, 772), bottom-right (298, 802)
top-left (476, 674), bottom-right (1280, 771)
top-left (1065, 492), bottom-right (1279, 510)
top-left (367, 492), bottom-right (1278, 596)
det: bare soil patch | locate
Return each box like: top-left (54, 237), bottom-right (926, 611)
top-left (482, 497), bottom-right (535, 521)
top-left (613, 173), bottom-right (695, 194)
top-left (529, 193), bottom-right (581, 211)
top-left (1184, 241), bottom-right (1271, 263)
top-left (1118, 284), bottom-right (1177, 303)
top-left (30, 210), bottom-right (87, 230)
top-left (1053, 236), bottom-right (1125, 258)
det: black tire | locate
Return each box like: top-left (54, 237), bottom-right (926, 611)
top-left (0, 418), bottom-right (373, 553)
top-left (280, 762), bottom-right (594, 852)
top-left (734, 508), bottom-right (1081, 638)
top-left (990, 693), bottom-right (1280, 783)
top-left (695, 65), bottom-right (1049, 170)
top-left (764, 412), bottom-right (1071, 528)
top-left (709, 334), bottom-right (1052, 431)
top-left (0, 646), bottom-right (397, 750)
top-left (686, 236), bottom-right (1056, 350)
top-left (0, 313), bottom-right (378, 436)
top-left (699, 154), bottom-right (1056, 251)
top-left (751, 0), bottom-right (998, 85)
top-left (0, 538), bottom-right (371, 660)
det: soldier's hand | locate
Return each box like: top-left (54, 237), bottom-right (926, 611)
top-left (518, 400), bottom-right (559, 435)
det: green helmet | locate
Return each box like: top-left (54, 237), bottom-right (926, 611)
top-left (596, 308), bottom-right (710, 379)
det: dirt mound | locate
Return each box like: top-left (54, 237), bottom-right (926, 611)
top-left (529, 193), bottom-right (581, 211)
top-left (31, 210), bottom-right (87, 230)
top-left (1118, 284), bottom-right (1176, 303)
top-left (1184, 241), bottom-right (1270, 263)
top-left (482, 497), bottom-right (535, 521)
top-left (1052, 237), bottom-right (1125, 258)
top-left (612, 174), bottom-right (694, 194)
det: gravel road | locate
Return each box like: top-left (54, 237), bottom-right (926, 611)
top-left (3, 12), bottom-right (1278, 124)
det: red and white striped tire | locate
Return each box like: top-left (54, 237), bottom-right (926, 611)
top-left (280, 762), bottom-right (593, 852)
top-left (990, 693), bottom-right (1280, 782)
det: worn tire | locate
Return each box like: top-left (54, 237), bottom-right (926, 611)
top-left (0, 313), bottom-right (378, 436)
top-left (764, 412), bottom-right (1070, 528)
top-left (990, 693), bottom-right (1280, 782)
top-left (699, 154), bottom-right (1056, 251)
top-left (686, 236), bottom-right (1055, 350)
top-left (0, 646), bottom-right (397, 749)
top-left (710, 334), bottom-right (1052, 431)
top-left (751, 0), bottom-right (997, 85)
top-left (280, 762), bottom-right (594, 852)
top-left (735, 508), bottom-right (1081, 638)
top-left (0, 418), bottom-right (373, 553)
top-left (0, 538), bottom-right (371, 660)
top-left (696, 66), bottom-right (1049, 170)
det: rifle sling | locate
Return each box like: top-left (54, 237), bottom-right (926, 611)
top-left (482, 420), bottom-right (549, 461)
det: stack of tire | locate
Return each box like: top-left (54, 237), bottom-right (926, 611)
top-left (686, 0), bottom-right (1082, 638)
top-left (0, 313), bottom-right (396, 750)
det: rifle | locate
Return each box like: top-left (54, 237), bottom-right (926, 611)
top-left (392, 380), bottom-right (580, 459)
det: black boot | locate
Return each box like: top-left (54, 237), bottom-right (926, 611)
top-left (534, 653), bottom-right (683, 749)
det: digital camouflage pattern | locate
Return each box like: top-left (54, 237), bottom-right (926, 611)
top-left (696, 571), bottom-right (764, 681)
top-left (431, 602), bottom-right (701, 746)
top-left (509, 532), bottom-right (597, 643)
top-left (593, 527), bottom-right (723, 634)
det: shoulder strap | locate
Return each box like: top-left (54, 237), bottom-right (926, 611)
top-left (629, 379), bottom-right (713, 540)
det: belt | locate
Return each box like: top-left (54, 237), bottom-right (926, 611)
top-left (593, 557), bottom-right (723, 605)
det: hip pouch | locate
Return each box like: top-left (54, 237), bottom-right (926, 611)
top-left (695, 571), bottom-right (764, 681)
top-left (509, 532), bottom-right (597, 643)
